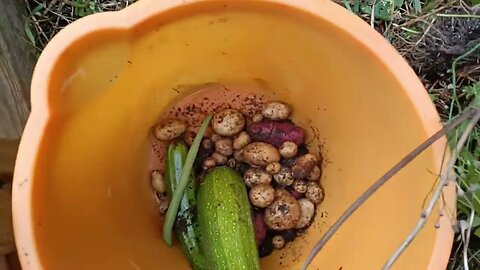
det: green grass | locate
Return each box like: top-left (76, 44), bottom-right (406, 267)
top-left (337, 0), bottom-right (480, 268)
top-left (24, 0), bottom-right (137, 51)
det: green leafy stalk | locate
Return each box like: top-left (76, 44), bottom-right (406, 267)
top-left (163, 114), bottom-right (213, 246)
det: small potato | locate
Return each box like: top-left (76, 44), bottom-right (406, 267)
top-left (273, 167), bottom-right (294, 186)
top-left (306, 182), bottom-right (325, 204)
top-left (151, 170), bottom-right (166, 193)
top-left (233, 132), bottom-right (251, 150)
top-left (262, 101), bottom-right (292, 120)
top-left (307, 165), bottom-right (321, 181)
top-left (243, 142), bottom-right (281, 166)
top-left (233, 149), bottom-right (244, 162)
top-left (272, 235), bottom-right (285, 250)
top-left (254, 212), bottom-right (267, 245)
top-left (212, 109), bottom-right (246, 136)
top-left (293, 180), bottom-right (308, 193)
top-left (203, 157), bottom-right (216, 170)
top-left (264, 192), bottom-right (301, 230)
top-left (292, 154), bottom-right (318, 179)
top-left (296, 198), bottom-right (315, 229)
top-left (289, 190), bottom-right (303, 200)
top-left (211, 133), bottom-right (222, 142)
top-left (249, 184), bottom-right (275, 208)
top-left (215, 138), bottom-right (234, 156)
top-left (212, 152), bottom-right (228, 165)
top-left (266, 162), bottom-right (281, 175)
top-left (154, 119), bottom-right (187, 141)
top-left (202, 138), bottom-right (213, 149)
top-left (183, 126), bottom-right (197, 146)
top-left (279, 141), bottom-right (298, 158)
top-left (158, 194), bottom-right (169, 214)
top-left (252, 114), bottom-right (264, 123)
top-left (274, 188), bottom-right (291, 199)
top-left (244, 168), bottom-right (272, 187)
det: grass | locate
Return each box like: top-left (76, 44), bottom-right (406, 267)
top-left (340, 1), bottom-right (480, 268)
top-left (24, 0), bottom-right (137, 51)
top-left (23, 0), bottom-right (480, 268)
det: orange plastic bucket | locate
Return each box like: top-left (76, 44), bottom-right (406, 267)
top-left (13, 0), bottom-right (453, 269)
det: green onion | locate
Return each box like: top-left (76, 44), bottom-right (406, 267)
top-left (163, 114), bottom-right (213, 246)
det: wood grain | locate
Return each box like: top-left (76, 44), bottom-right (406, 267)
top-left (0, 0), bottom-right (36, 139)
top-left (0, 0), bottom-right (36, 266)
top-left (0, 139), bottom-right (19, 177)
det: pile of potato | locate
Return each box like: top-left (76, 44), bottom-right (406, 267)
top-left (152, 100), bottom-right (324, 257)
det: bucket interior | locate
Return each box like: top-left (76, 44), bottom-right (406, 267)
top-left (29, 2), bottom-right (447, 269)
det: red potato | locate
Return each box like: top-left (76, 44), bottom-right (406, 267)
top-left (254, 212), bottom-right (267, 246)
top-left (247, 121), bottom-right (305, 147)
top-left (289, 190), bottom-right (304, 199)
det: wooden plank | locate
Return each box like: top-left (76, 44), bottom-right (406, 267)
top-left (0, 0), bottom-right (36, 265)
top-left (0, 139), bottom-right (19, 260)
top-left (0, 139), bottom-right (19, 177)
top-left (0, 0), bottom-right (36, 139)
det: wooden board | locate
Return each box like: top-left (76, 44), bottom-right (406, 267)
top-left (0, 139), bottom-right (19, 177)
top-left (0, 0), bottom-right (36, 266)
top-left (0, 0), bottom-right (36, 139)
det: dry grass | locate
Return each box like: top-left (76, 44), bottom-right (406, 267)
top-left (24, 0), bottom-right (137, 51)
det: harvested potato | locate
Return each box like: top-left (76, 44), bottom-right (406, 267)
top-left (215, 138), bottom-right (234, 156)
top-left (254, 212), bottom-right (267, 245)
top-left (154, 119), bottom-right (187, 141)
top-left (211, 133), bottom-right (222, 142)
top-left (249, 184), bottom-right (275, 208)
top-left (262, 101), bottom-right (292, 120)
top-left (248, 121), bottom-right (305, 147)
top-left (293, 180), bottom-right (308, 193)
top-left (292, 154), bottom-right (318, 179)
top-left (243, 142), bottom-right (281, 166)
top-left (274, 188), bottom-right (291, 199)
top-left (212, 152), bottom-right (228, 165)
top-left (266, 162), bottom-right (281, 175)
top-left (233, 131), bottom-right (251, 150)
top-left (289, 190), bottom-right (303, 199)
top-left (279, 141), bottom-right (298, 158)
top-left (252, 114), bottom-right (264, 123)
top-left (244, 169), bottom-right (272, 187)
top-left (151, 170), bottom-right (166, 193)
top-left (272, 235), bottom-right (285, 249)
top-left (183, 126), bottom-right (197, 146)
top-left (296, 198), bottom-right (315, 229)
top-left (233, 149), bottom-right (244, 162)
top-left (202, 138), bottom-right (213, 149)
top-left (264, 192), bottom-right (301, 230)
top-left (203, 157), bottom-right (216, 170)
top-left (212, 109), bottom-right (245, 136)
top-left (306, 182), bottom-right (325, 204)
top-left (273, 167), bottom-right (294, 186)
top-left (158, 194), bottom-right (169, 214)
top-left (307, 165), bottom-right (321, 181)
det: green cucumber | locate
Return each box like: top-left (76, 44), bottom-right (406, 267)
top-left (165, 142), bottom-right (207, 270)
top-left (197, 167), bottom-right (260, 270)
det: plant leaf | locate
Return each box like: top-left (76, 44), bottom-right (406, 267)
top-left (475, 225), bottom-right (480, 238)
top-left (24, 23), bottom-right (36, 46)
top-left (472, 215), bottom-right (480, 227)
top-left (412, 0), bottom-right (422, 13)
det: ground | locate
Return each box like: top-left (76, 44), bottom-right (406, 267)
top-left (23, 0), bottom-right (480, 268)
